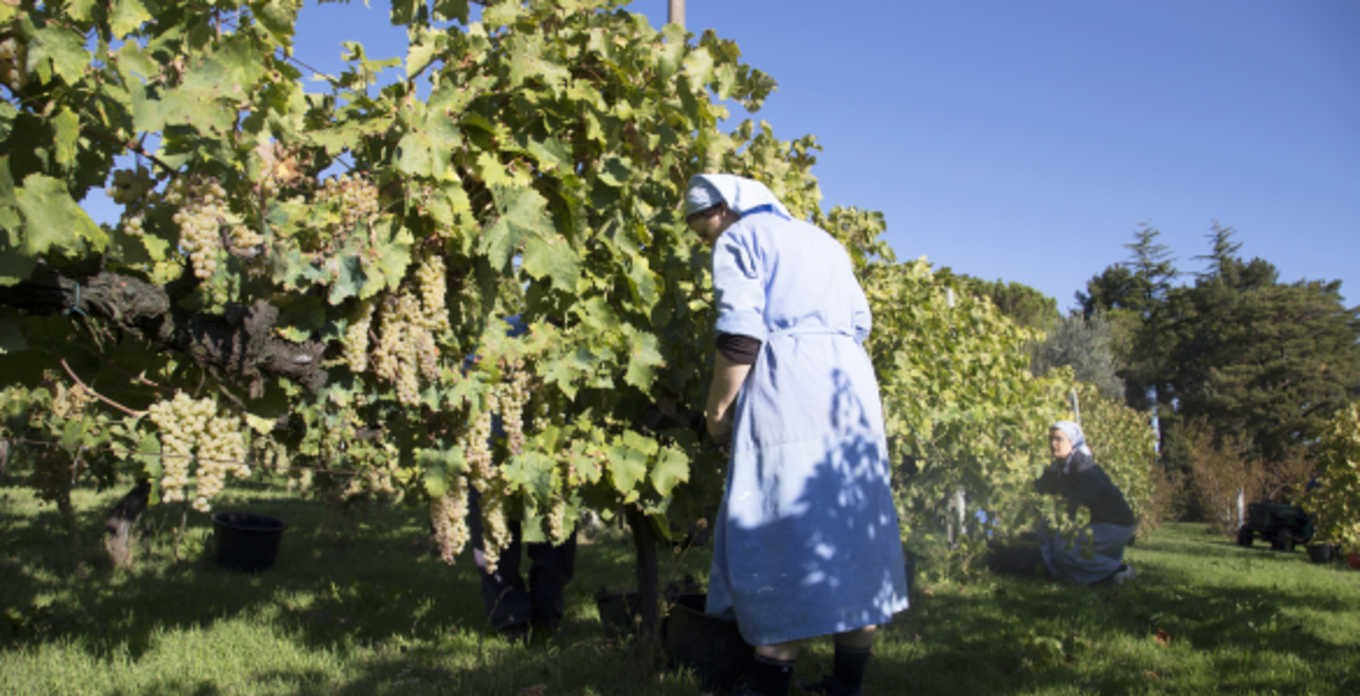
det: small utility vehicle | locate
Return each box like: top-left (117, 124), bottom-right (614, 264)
top-left (1236, 501), bottom-right (1313, 552)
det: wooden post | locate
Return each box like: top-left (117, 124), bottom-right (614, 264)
top-left (668, 0), bottom-right (685, 28)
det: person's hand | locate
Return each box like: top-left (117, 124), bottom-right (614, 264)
top-left (705, 406), bottom-right (732, 440)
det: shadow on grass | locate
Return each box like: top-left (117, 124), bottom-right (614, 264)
top-left (0, 486), bottom-right (489, 659)
top-left (872, 523), bottom-right (1360, 694)
top-left (1, 484), bottom-right (710, 694)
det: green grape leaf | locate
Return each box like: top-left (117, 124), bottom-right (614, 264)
top-left (524, 137), bottom-right (572, 174)
top-left (28, 25), bottom-right (89, 84)
top-left (109, 0), bottom-right (152, 38)
top-left (506, 35), bottom-right (570, 92)
top-left (520, 233), bottom-right (579, 290)
top-left (539, 347), bottom-right (596, 400)
top-left (396, 123), bottom-right (460, 181)
top-left (50, 108), bottom-right (80, 167)
top-left (624, 330), bottom-right (664, 391)
top-left (254, 0), bottom-right (298, 44)
top-left (15, 174), bottom-right (106, 256)
top-left (480, 185), bottom-right (550, 270)
top-left (115, 42), bottom-right (159, 82)
top-left (64, 0), bottom-right (97, 22)
top-left (433, 0), bottom-right (470, 23)
top-left (604, 431), bottom-right (661, 500)
top-left (425, 183), bottom-right (472, 228)
top-left (390, 0), bottom-right (420, 25)
top-left (422, 463), bottom-right (449, 498)
top-left (682, 45), bottom-right (715, 86)
top-left (406, 33), bottom-right (439, 81)
top-left (657, 24), bottom-right (686, 79)
top-left (501, 451), bottom-right (554, 497)
top-left (649, 444), bottom-right (689, 499)
top-left (481, 1), bottom-right (523, 28)
top-left (365, 222), bottom-right (414, 298)
top-left (326, 256), bottom-right (366, 305)
top-left (596, 156), bottom-right (632, 188)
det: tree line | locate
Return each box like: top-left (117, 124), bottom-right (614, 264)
top-left (969, 223), bottom-right (1359, 518)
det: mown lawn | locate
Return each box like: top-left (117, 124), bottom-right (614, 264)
top-left (2, 483), bottom-right (1357, 695)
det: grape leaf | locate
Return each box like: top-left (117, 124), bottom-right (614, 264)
top-left (520, 233), bottom-right (579, 290)
top-left (110, 0), bottom-right (152, 38)
top-left (15, 174), bottom-right (106, 256)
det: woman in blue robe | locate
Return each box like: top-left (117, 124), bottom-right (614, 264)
top-left (684, 174), bottom-right (909, 696)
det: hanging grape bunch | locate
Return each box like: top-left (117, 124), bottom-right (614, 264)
top-left (147, 392), bottom-right (250, 513)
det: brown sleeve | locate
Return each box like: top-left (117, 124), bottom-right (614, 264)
top-left (716, 332), bottom-right (761, 365)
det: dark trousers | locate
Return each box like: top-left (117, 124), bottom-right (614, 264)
top-left (467, 488), bottom-right (577, 631)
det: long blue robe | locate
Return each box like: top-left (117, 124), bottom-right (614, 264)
top-left (704, 208), bottom-right (909, 646)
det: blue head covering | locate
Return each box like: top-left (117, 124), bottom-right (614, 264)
top-left (1051, 420), bottom-right (1093, 457)
top-left (683, 173), bottom-right (792, 219)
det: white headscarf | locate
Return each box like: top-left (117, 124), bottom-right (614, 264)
top-left (683, 173), bottom-right (792, 219)
top-left (1051, 420), bottom-right (1093, 457)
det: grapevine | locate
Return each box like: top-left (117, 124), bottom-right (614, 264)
top-left (0, 0), bottom-right (1155, 577)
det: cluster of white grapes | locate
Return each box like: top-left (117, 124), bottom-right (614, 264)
top-left (226, 224), bottom-right (264, 257)
top-left (146, 392), bottom-right (250, 511)
top-left (491, 364), bottom-right (531, 457)
top-left (370, 292), bottom-right (427, 405)
top-left (192, 414), bottom-right (249, 513)
top-left (415, 255), bottom-right (451, 333)
top-left (119, 212), bottom-right (147, 241)
top-left (48, 381), bottom-right (91, 420)
top-left (0, 35), bottom-right (26, 91)
top-left (545, 495), bottom-right (571, 546)
top-left (166, 178), bottom-right (229, 279)
top-left (106, 168), bottom-right (156, 205)
top-left (341, 301), bottom-right (375, 374)
top-left (253, 140), bottom-right (304, 196)
top-left (344, 254), bottom-right (450, 398)
top-left (479, 485), bottom-right (512, 574)
top-left (342, 452), bottom-right (402, 500)
top-left (463, 408), bottom-right (495, 483)
top-left (319, 173), bottom-right (380, 230)
top-left (430, 475), bottom-right (471, 564)
top-left (253, 439), bottom-right (291, 475)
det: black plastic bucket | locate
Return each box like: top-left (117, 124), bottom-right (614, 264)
top-left (594, 590), bottom-right (643, 641)
top-left (212, 511), bottom-right (286, 572)
top-left (661, 593), bottom-right (754, 692)
top-left (1306, 543), bottom-right (1337, 564)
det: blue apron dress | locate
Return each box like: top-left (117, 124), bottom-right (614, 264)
top-left (704, 208), bottom-right (909, 646)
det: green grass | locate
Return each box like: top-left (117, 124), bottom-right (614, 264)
top-left (3, 483), bottom-right (1358, 695)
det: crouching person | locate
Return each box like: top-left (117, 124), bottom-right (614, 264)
top-left (1035, 421), bottom-right (1137, 585)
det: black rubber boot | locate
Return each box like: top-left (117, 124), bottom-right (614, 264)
top-left (832, 643), bottom-right (871, 694)
top-left (733, 655), bottom-right (795, 696)
top-left (798, 644), bottom-right (871, 695)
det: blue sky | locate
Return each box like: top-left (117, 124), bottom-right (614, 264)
top-left (96, 0), bottom-right (1360, 310)
top-left (633, 0), bottom-right (1358, 310)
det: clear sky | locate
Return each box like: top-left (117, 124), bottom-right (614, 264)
top-left (629, 0), bottom-right (1359, 311)
top-left (93, 0), bottom-right (1360, 311)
